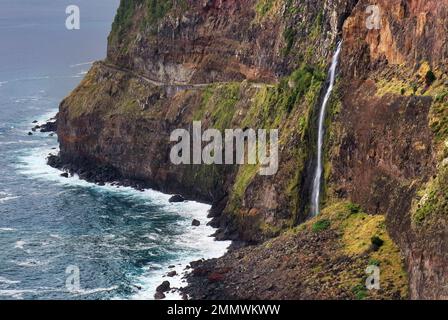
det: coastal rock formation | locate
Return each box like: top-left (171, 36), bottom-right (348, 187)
top-left (55, 0), bottom-right (448, 299)
top-left (331, 0), bottom-right (448, 299)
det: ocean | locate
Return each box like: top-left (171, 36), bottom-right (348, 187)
top-left (0, 0), bottom-right (229, 300)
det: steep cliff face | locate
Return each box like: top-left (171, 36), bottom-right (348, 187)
top-left (56, 0), bottom-right (448, 299)
top-left (58, 0), bottom-right (359, 243)
top-left (328, 0), bottom-right (448, 299)
top-left (106, 0), bottom-right (357, 83)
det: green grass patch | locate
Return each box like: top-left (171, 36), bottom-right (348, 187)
top-left (351, 284), bottom-right (368, 300)
top-left (312, 219), bottom-right (331, 232)
top-left (347, 203), bottom-right (362, 214)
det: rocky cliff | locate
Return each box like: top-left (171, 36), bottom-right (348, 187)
top-left (56, 0), bottom-right (448, 299)
top-left (331, 0), bottom-right (448, 299)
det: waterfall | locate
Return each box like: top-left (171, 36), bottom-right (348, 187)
top-left (310, 41), bottom-right (342, 216)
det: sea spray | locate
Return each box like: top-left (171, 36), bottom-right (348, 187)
top-left (16, 144), bottom-right (231, 300)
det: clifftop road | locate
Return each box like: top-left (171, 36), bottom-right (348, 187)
top-left (99, 61), bottom-right (275, 90)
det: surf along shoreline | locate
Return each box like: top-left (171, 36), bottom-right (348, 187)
top-left (29, 115), bottom-right (232, 300)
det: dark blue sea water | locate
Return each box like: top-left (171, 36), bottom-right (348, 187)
top-left (0, 0), bottom-right (229, 300)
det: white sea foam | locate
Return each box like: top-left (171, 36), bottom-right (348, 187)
top-left (8, 76), bottom-right (50, 85)
top-left (0, 227), bottom-right (16, 232)
top-left (17, 146), bottom-right (181, 205)
top-left (0, 285), bottom-right (118, 299)
top-left (0, 191), bottom-right (20, 204)
top-left (0, 289), bottom-right (36, 299)
top-left (129, 200), bottom-right (230, 300)
top-left (0, 287), bottom-right (64, 299)
top-left (29, 109), bottom-right (58, 126)
top-left (70, 61), bottom-right (95, 68)
top-left (15, 258), bottom-right (48, 267)
top-left (0, 277), bottom-right (21, 285)
top-left (16, 144), bottom-right (231, 300)
top-left (14, 240), bottom-right (26, 250)
top-left (0, 140), bottom-right (38, 146)
top-left (0, 197), bottom-right (20, 204)
top-left (70, 286), bottom-right (119, 297)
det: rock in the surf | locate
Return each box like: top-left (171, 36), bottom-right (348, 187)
top-left (156, 280), bottom-right (170, 293)
top-left (167, 271), bottom-right (177, 277)
top-left (168, 194), bottom-right (185, 203)
top-left (154, 291), bottom-right (165, 300)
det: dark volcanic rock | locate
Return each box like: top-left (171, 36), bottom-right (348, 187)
top-left (47, 155), bottom-right (62, 168)
top-left (192, 219), bottom-right (201, 227)
top-left (207, 272), bottom-right (224, 283)
top-left (168, 195), bottom-right (185, 203)
top-left (31, 120), bottom-right (57, 135)
top-left (167, 271), bottom-right (177, 277)
top-left (154, 292), bottom-right (165, 300)
top-left (38, 120), bottom-right (57, 133)
top-left (47, 154), bottom-right (125, 187)
top-left (156, 281), bottom-right (170, 293)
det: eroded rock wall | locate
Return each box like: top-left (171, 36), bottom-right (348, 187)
top-left (328, 0), bottom-right (448, 299)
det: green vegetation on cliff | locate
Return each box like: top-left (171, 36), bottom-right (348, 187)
top-left (413, 165), bottom-right (448, 225)
top-left (430, 88), bottom-right (448, 140)
top-left (223, 64), bottom-right (325, 238)
top-left (110, 0), bottom-right (186, 49)
top-left (203, 201), bottom-right (408, 299)
top-left (312, 202), bottom-right (408, 299)
top-left (255, 0), bottom-right (276, 17)
top-left (193, 82), bottom-right (241, 131)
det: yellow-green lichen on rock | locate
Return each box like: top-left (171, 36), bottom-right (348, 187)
top-left (412, 164), bottom-right (448, 226)
top-left (297, 201), bottom-right (408, 299)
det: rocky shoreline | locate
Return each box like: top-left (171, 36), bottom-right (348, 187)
top-left (46, 151), bottom-right (238, 238)
top-left (180, 203), bottom-right (409, 300)
top-left (46, 155), bottom-right (235, 300)
top-left (38, 118), bottom-right (238, 300)
top-left (48, 154), bottom-right (242, 300)
top-left (28, 118), bottom-right (57, 137)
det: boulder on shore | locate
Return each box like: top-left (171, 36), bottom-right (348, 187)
top-left (167, 271), bottom-right (177, 277)
top-left (154, 292), bottom-right (165, 300)
top-left (169, 194), bottom-right (185, 203)
top-left (156, 281), bottom-right (170, 293)
top-left (192, 219), bottom-right (201, 227)
top-left (39, 120), bottom-right (57, 133)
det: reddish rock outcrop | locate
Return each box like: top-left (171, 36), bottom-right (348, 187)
top-left (331, 0), bottom-right (448, 299)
